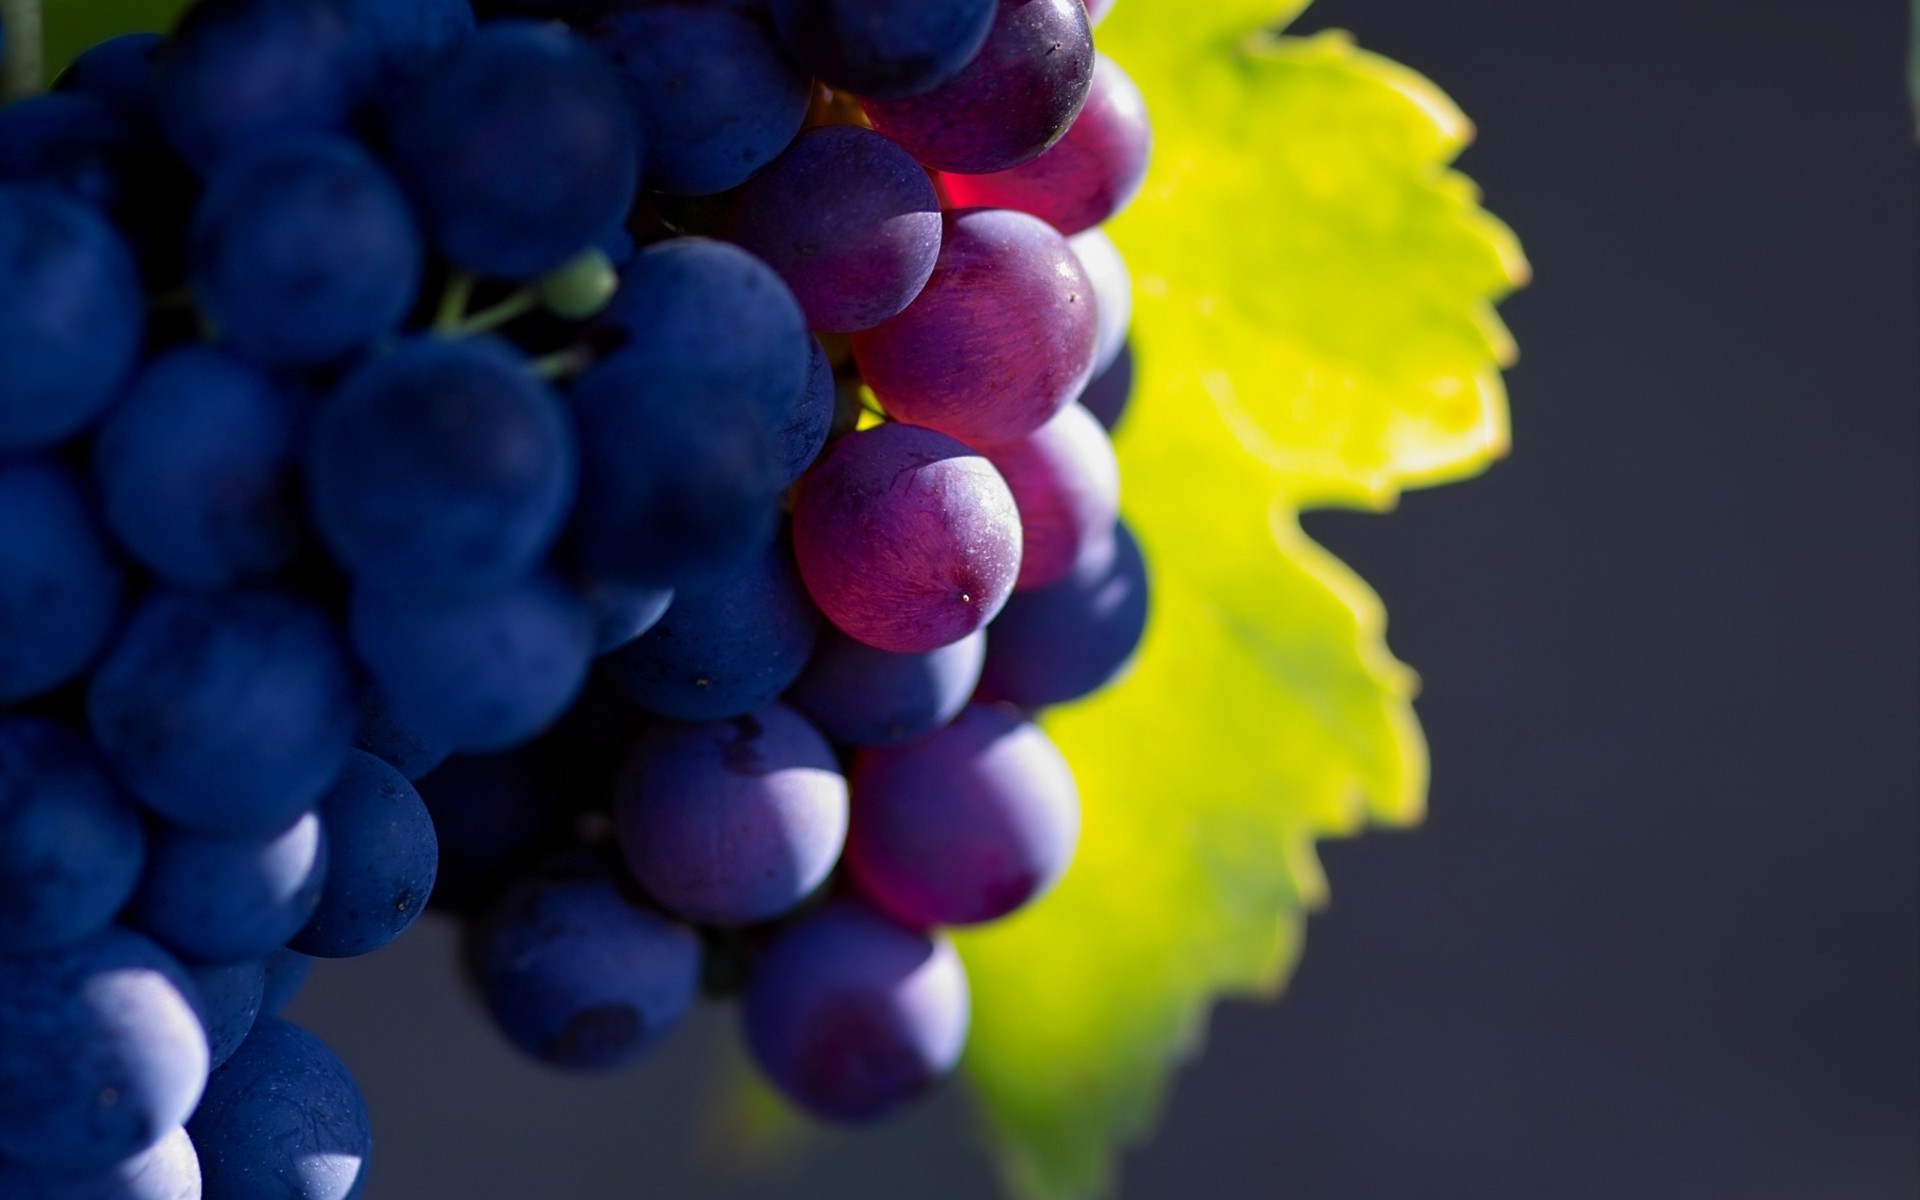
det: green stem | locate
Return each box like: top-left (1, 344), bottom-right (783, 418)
top-left (530, 345), bottom-right (594, 381)
top-left (433, 274), bottom-right (478, 332)
top-left (453, 289), bottom-right (539, 336)
top-left (2, 0), bottom-right (45, 101)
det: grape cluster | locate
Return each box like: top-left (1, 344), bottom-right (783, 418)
top-left (0, 0), bottom-right (1150, 1192)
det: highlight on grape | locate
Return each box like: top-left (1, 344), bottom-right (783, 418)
top-left (1, 0), bottom-right (1148, 1193)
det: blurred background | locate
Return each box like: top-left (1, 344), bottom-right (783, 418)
top-left (290, 0), bottom-right (1920, 1195)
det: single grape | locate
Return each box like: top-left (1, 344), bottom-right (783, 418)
top-left (613, 704), bottom-right (848, 926)
top-left (584, 3), bottom-right (811, 197)
top-left (979, 518), bottom-right (1149, 706)
top-left (744, 900), bottom-right (969, 1122)
top-left (125, 812), bottom-right (329, 966)
top-left (0, 186), bottom-right (144, 454)
top-left (415, 748), bottom-right (582, 916)
top-left (791, 422), bottom-right (1021, 653)
top-left (785, 625), bottom-right (985, 748)
top-left (1077, 338), bottom-right (1134, 432)
top-left (86, 590), bottom-right (357, 836)
top-left (153, 0), bottom-right (364, 172)
top-left (469, 859), bottom-right (702, 1071)
top-left (93, 347), bottom-right (306, 588)
top-left (767, 0), bottom-right (993, 99)
top-left (385, 20), bottom-right (640, 279)
top-left (861, 0), bottom-right (1093, 174)
top-left (187, 960), bottom-right (267, 1072)
top-left (0, 460), bottom-right (125, 704)
top-left (0, 930), bottom-right (209, 1172)
top-left (257, 949), bottom-right (313, 1018)
top-left (291, 751), bottom-right (438, 959)
top-left (339, 0), bottom-right (475, 81)
top-left (731, 125), bottom-right (942, 333)
top-left (57, 33), bottom-right (167, 122)
top-left (785, 335), bottom-right (839, 484)
top-left (348, 573), bottom-right (596, 754)
top-left (188, 1019), bottom-right (369, 1200)
top-left (940, 53), bottom-right (1149, 235)
top-left (847, 704), bottom-right (1079, 926)
top-left (581, 580), bottom-right (676, 655)
top-left (601, 535), bottom-right (822, 721)
top-left (353, 684), bottom-right (456, 782)
top-left (853, 208), bottom-right (1097, 445)
top-left (979, 401), bottom-right (1120, 590)
top-left (191, 139), bottom-right (423, 368)
top-left (1069, 225), bottom-right (1132, 379)
top-left (308, 337), bottom-right (577, 599)
top-left (0, 1125), bottom-right (201, 1200)
top-left (0, 719), bottom-right (146, 956)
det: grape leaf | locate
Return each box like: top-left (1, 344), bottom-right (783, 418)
top-left (953, 3), bottom-right (1528, 1197)
top-left (43, 0), bottom-right (192, 77)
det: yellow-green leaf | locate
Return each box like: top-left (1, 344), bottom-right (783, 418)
top-left (955, 2), bottom-right (1527, 1197)
top-left (44, 0), bottom-right (192, 79)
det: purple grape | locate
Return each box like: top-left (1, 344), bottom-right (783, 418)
top-left (979, 401), bottom-right (1119, 590)
top-left (847, 704), bottom-right (1078, 926)
top-left (0, 929), bottom-right (209, 1172)
top-left (861, 0), bottom-right (1093, 174)
top-left (1076, 338), bottom-right (1134, 432)
top-left (785, 625), bottom-right (985, 748)
top-left (613, 704), bottom-right (849, 926)
top-left (853, 208), bottom-right (1097, 446)
top-left (792, 423), bottom-right (1022, 653)
top-left (1085, 0), bottom-right (1115, 23)
top-left (744, 900), bottom-right (969, 1122)
top-left (1069, 224), bottom-right (1131, 379)
top-left (978, 518), bottom-right (1149, 707)
top-left (731, 125), bottom-right (943, 333)
top-left (469, 858), bottom-right (702, 1071)
top-left (941, 53), bottom-right (1148, 235)
top-left (767, 0), bottom-right (995, 100)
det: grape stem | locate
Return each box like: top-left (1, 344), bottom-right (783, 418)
top-left (530, 345), bottom-right (594, 381)
top-left (2, 0), bottom-right (44, 101)
top-left (434, 273), bottom-right (540, 336)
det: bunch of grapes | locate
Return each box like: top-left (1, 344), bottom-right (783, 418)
top-left (0, 0), bottom-right (1150, 1193)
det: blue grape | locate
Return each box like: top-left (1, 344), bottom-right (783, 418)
top-left (601, 536), bottom-right (821, 721)
top-left (613, 704), bottom-right (848, 925)
top-left (581, 580), bottom-right (676, 655)
top-left (348, 573), bottom-right (596, 754)
top-left (0, 719), bottom-right (146, 956)
top-left (0, 930), bottom-right (209, 1172)
top-left (257, 949), bottom-right (313, 1018)
top-left (0, 186), bottom-right (144, 454)
top-left (339, 0), bottom-right (474, 81)
top-left (307, 337), bottom-right (577, 599)
top-left (862, 0), bottom-right (1093, 174)
top-left (125, 812), bottom-right (329, 965)
top-left (153, 0), bottom-right (364, 172)
top-left (188, 960), bottom-right (267, 1071)
top-left (1069, 225), bottom-right (1130, 379)
top-left (978, 518), bottom-right (1148, 706)
top-left (732, 125), bottom-right (943, 333)
top-left (767, 0), bottom-right (994, 99)
top-left (469, 858), bottom-right (702, 1071)
top-left (743, 900), bottom-right (969, 1122)
top-left (0, 460), bottom-right (125, 703)
top-left (0, 1125), bottom-right (201, 1200)
top-left (785, 335), bottom-right (838, 484)
top-left (1077, 338), bottom-right (1133, 432)
top-left (188, 1018), bottom-right (370, 1200)
top-left (846, 704), bottom-right (1079, 926)
top-left (191, 139), bottom-right (423, 368)
top-left (291, 751), bottom-right (438, 958)
top-left (86, 590), bottom-right (358, 835)
top-left (353, 685), bottom-right (455, 782)
top-left (785, 625), bottom-right (985, 748)
top-left (568, 351), bottom-right (784, 590)
top-left (57, 33), bottom-right (167, 122)
top-left (416, 749), bottom-right (580, 915)
top-left (385, 21), bottom-right (640, 279)
top-left (583, 2), bottom-right (812, 197)
top-left (0, 93), bottom-right (140, 212)
top-left (93, 347), bottom-right (306, 588)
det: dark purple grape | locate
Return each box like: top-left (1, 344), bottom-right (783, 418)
top-left (1070, 224), bottom-right (1132, 378)
top-left (291, 751), bottom-right (438, 959)
top-left (613, 704), bottom-right (847, 926)
top-left (188, 1018), bottom-right (368, 1199)
top-left (1077, 338), bottom-right (1134, 432)
top-left (978, 518), bottom-right (1148, 707)
top-left (846, 704), bottom-right (1078, 926)
top-left (767, 0), bottom-right (994, 99)
top-left (732, 125), bottom-right (943, 333)
top-left (785, 625), bottom-right (985, 748)
top-left (416, 748), bottom-right (582, 916)
top-left (125, 811), bottom-right (328, 966)
top-left (940, 53), bottom-right (1149, 235)
top-left (792, 423), bottom-right (1022, 654)
top-left (744, 900), bottom-right (969, 1122)
top-left (861, 0), bottom-right (1093, 174)
top-left (853, 208), bottom-right (1097, 446)
top-left (979, 401), bottom-right (1119, 590)
top-left (1085, 0), bottom-right (1115, 22)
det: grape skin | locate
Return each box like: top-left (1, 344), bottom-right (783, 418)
top-left (767, 0), bottom-right (995, 100)
top-left (290, 751), bottom-right (438, 960)
top-left (188, 1018), bottom-right (369, 1200)
top-left (979, 401), bottom-right (1121, 591)
top-left (125, 812), bottom-right (330, 967)
top-left (0, 460), bottom-right (126, 704)
top-left (187, 959), bottom-right (266, 1072)
top-left (0, 1124), bottom-right (202, 1200)
top-left (785, 625), bottom-right (986, 748)
top-left (979, 518), bottom-right (1151, 707)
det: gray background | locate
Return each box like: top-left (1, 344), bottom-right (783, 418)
top-left (291, 0), bottom-right (1920, 1195)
